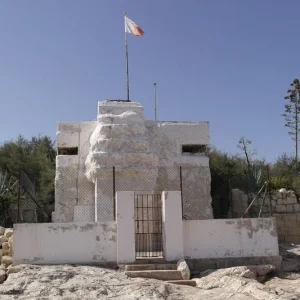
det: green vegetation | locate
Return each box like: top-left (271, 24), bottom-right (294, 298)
top-left (0, 135), bottom-right (55, 223)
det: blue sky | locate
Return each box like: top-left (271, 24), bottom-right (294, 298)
top-left (0, 0), bottom-right (299, 162)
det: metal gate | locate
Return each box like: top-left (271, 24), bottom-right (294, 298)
top-left (134, 193), bottom-right (163, 258)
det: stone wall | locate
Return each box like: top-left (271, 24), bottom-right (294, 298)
top-left (231, 189), bottom-right (300, 217)
top-left (0, 227), bottom-right (13, 283)
top-left (275, 214), bottom-right (300, 243)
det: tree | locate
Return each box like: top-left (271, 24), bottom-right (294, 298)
top-left (0, 169), bottom-right (18, 226)
top-left (283, 78), bottom-right (300, 165)
top-left (0, 135), bottom-right (56, 220)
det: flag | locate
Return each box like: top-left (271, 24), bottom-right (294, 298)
top-left (125, 16), bottom-right (144, 36)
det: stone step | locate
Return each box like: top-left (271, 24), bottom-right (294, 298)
top-left (134, 258), bottom-right (167, 264)
top-left (167, 280), bottom-right (197, 287)
top-left (125, 270), bottom-right (183, 281)
top-left (125, 264), bottom-right (177, 271)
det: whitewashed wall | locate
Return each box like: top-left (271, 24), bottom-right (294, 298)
top-left (183, 218), bottom-right (279, 259)
top-left (13, 222), bottom-right (117, 264)
top-left (54, 101), bottom-right (213, 223)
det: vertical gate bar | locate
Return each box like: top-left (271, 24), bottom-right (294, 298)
top-left (142, 194), bottom-right (145, 257)
top-left (160, 193), bottom-right (162, 256)
top-left (113, 166), bottom-right (116, 220)
top-left (151, 194), bottom-right (154, 256)
top-left (135, 193), bottom-right (137, 257)
top-left (147, 194), bottom-right (149, 257)
top-left (154, 194), bottom-right (157, 257)
top-left (180, 166), bottom-right (184, 219)
top-left (136, 194), bottom-right (139, 258)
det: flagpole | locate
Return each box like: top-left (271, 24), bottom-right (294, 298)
top-left (154, 83), bottom-right (157, 121)
top-left (124, 12), bottom-right (130, 102)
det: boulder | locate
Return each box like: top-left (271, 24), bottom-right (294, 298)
top-left (282, 259), bottom-right (300, 272)
top-left (0, 236), bottom-right (7, 244)
top-left (4, 229), bottom-right (13, 239)
top-left (2, 243), bottom-right (9, 256)
top-left (1, 256), bottom-right (12, 268)
top-left (0, 227), bottom-right (5, 236)
top-left (8, 237), bottom-right (13, 256)
top-left (177, 259), bottom-right (190, 280)
top-left (0, 269), bottom-right (5, 284)
top-left (247, 265), bottom-right (275, 277)
top-left (7, 265), bottom-right (21, 276)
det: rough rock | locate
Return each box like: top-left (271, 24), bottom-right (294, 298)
top-left (6, 265), bottom-right (21, 276)
top-left (0, 227), bottom-right (5, 236)
top-left (194, 265), bottom-right (295, 299)
top-left (177, 259), bottom-right (190, 280)
top-left (282, 259), bottom-right (300, 272)
top-left (0, 263), bottom-right (296, 300)
top-left (4, 229), bottom-right (13, 239)
top-left (1, 256), bottom-right (12, 268)
top-left (0, 270), bottom-right (5, 284)
top-left (2, 243), bottom-right (9, 256)
top-left (0, 236), bottom-right (7, 244)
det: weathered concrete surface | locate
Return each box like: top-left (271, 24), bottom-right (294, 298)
top-left (13, 222), bottom-right (117, 264)
top-left (184, 218), bottom-right (279, 259)
top-left (125, 270), bottom-right (183, 281)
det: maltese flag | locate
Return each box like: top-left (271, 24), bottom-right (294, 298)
top-left (125, 16), bottom-right (144, 36)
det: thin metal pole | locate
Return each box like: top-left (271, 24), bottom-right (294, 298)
top-left (154, 83), bottom-right (157, 121)
top-left (124, 13), bottom-right (130, 102)
top-left (17, 169), bottom-right (21, 223)
top-left (113, 166), bottom-right (116, 220)
top-left (266, 165), bottom-right (273, 216)
top-left (179, 166), bottom-right (184, 219)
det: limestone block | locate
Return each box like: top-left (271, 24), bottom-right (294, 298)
top-left (1, 256), bottom-right (12, 267)
top-left (277, 198), bottom-right (283, 205)
top-left (285, 235), bottom-right (300, 243)
top-left (177, 259), bottom-right (190, 280)
top-left (276, 205), bottom-right (286, 213)
top-left (0, 269), bottom-right (5, 284)
top-left (284, 215), bottom-right (297, 227)
top-left (278, 227), bottom-right (289, 235)
top-left (8, 236), bottom-right (13, 253)
top-left (286, 197), bottom-right (298, 205)
top-left (293, 204), bottom-right (300, 212)
top-left (0, 235), bottom-right (8, 244)
top-left (271, 200), bottom-right (276, 207)
top-left (0, 227), bottom-right (5, 235)
top-left (4, 228), bottom-right (13, 239)
top-left (2, 242), bottom-right (9, 256)
top-left (278, 235), bottom-right (285, 243)
top-left (286, 205), bottom-right (294, 213)
top-left (289, 228), bottom-right (300, 236)
top-left (274, 215), bottom-right (284, 227)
